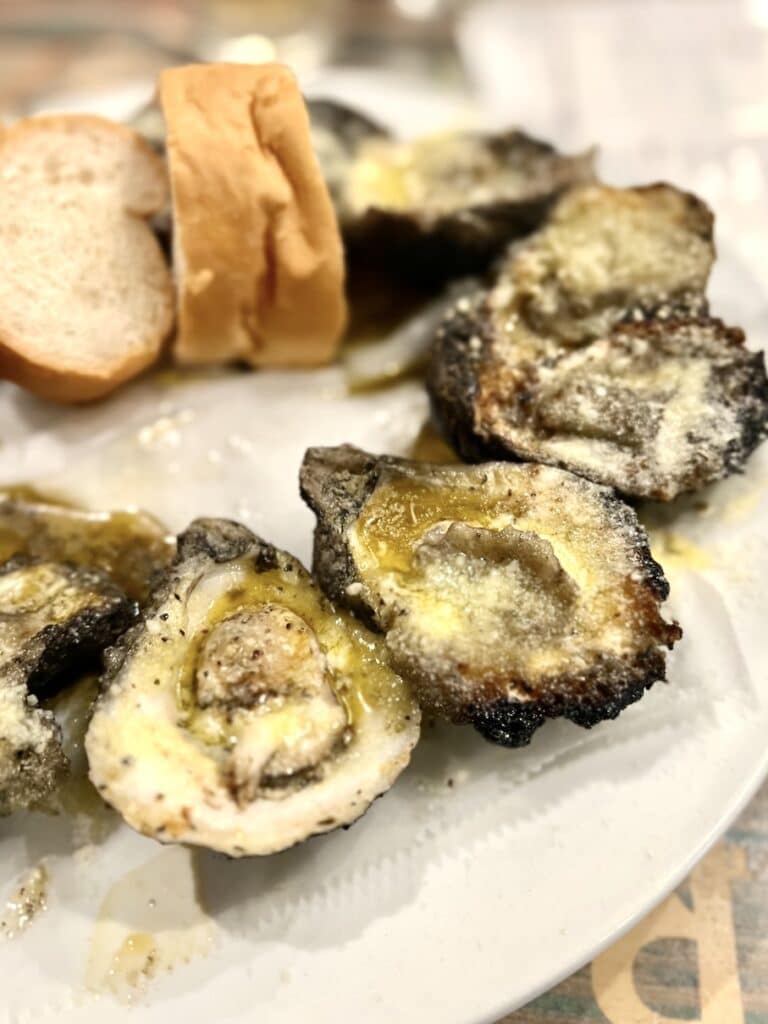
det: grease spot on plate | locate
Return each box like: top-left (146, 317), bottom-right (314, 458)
top-left (1, 863), bottom-right (48, 940)
top-left (85, 847), bottom-right (216, 1004)
top-left (648, 529), bottom-right (713, 572)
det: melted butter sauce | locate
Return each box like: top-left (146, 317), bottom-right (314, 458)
top-left (353, 466), bottom-right (626, 594)
top-left (179, 561), bottom-right (414, 748)
top-left (349, 132), bottom-right (515, 216)
top-left (0, 487), bottom-right (175, 604)
top-left (349, 464), bottom-right (662, 677)
top-left (151, 366), bottom-right (234, 391)
top-left (0, 864), bottom-right (48, 940)
top-left (638, 498), bottom-right (715, 574)
top-left (102, 932), bottom-right (159, 998)
top-left (717, 486), bottom-right (763, 525)
top-left (352, 468), bottom-right (530, 577)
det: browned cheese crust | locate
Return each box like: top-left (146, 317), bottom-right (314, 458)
top-left (300, 445), bottom-right (681, 746)
top-left (428, 184), bottom-right (768, 500)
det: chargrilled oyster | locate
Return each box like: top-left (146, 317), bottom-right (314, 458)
top-left (429, 184), bottom-right (768, 500)
top-left (86, 519), bottom-right (419, 856)
top-left (300, 445), bottom-right (681, 747)
top-left (309, 98), bottom-right (595, 281)
top-left (0, 558), bottom-right (135, 814)
top-left (0, 489), bottom-right (174, 603)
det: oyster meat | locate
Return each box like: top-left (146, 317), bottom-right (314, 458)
top-left (309, 98), bottom-right (596, 281)
top-left (300, 445), bottom-right (681, 747)
top-left (86, 518), bottom-right (420, 856)
top-left (0, 558), bottom-right (135, 814)
top-left (428, 184), bottom-right (768, 500)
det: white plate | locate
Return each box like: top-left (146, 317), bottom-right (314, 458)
top-left (2, 52), bottom-right (768, 1024)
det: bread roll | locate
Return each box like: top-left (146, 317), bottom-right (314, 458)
top-left (160, 62), bottom-right (347, 367)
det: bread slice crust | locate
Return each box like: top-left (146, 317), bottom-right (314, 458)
top-left (0, 114), bottom-right (174, 403)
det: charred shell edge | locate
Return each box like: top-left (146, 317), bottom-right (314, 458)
top-left (469, 646), bottom-right (672, 747)
top-left (426, 295), bottom-right (500, 464)
top-left (337, 122), bottom-right (596, 281)
top-left (0, 556), bottom-right (137, 695)
top-left (342, 186), bottom-right (574, 283)
top-left (299, 445), bottom-right (680, 746)
top-left (427, 299), bottom-right (768, 499)
top-left (721, 345), bottom-right (768, 475)
top-left (0, 722), bottom-right (69, 816)
top-left (174, 517), bottom-right (279, 569)
top-left (307, 97), bottom-right (390, 150)
top-left (300, 447), bottom-right (382, 629)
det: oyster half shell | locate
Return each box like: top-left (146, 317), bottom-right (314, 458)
top-left (0, 558), bottom-right (135, 814)
top-left (0, 489), bottom-right (174, 604)
top-left (428, 184), bottom-right (768, 500)
top-left (309, 98), bottom-right (596, 281)
top-left (300, 445), bottom-right (681, 747)
top-left (86, 519), bottom-right (420, 856)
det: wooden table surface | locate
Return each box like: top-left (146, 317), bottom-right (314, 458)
top-left (501, 781), bottom-right (768, 1023)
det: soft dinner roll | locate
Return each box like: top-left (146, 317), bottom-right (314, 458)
top-left (160, 62), bottom-right (347, 367)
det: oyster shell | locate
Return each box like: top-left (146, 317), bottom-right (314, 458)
top-left (309, 98), bottom-right (596, 281)
top-left (300, 445), bottom-right (681, 747)
top-left (86, 519), bottom-right (420, 856)
top-left (0, 489), bottom-right (174, 603)
top-left (0, 558), bottom-right (135, 814)
top-left (428, 184), bottom-right (768, 500)
top-left (308, 98), bottom-right (389, 212)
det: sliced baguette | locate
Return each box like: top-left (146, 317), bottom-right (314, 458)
top-left (0, 114), bottom-right (174, 403)
top-left (160, 62), bottom-right (347, 367)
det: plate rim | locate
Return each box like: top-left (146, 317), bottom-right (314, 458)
top-left (475, 741), bottom-right (768, 1022)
